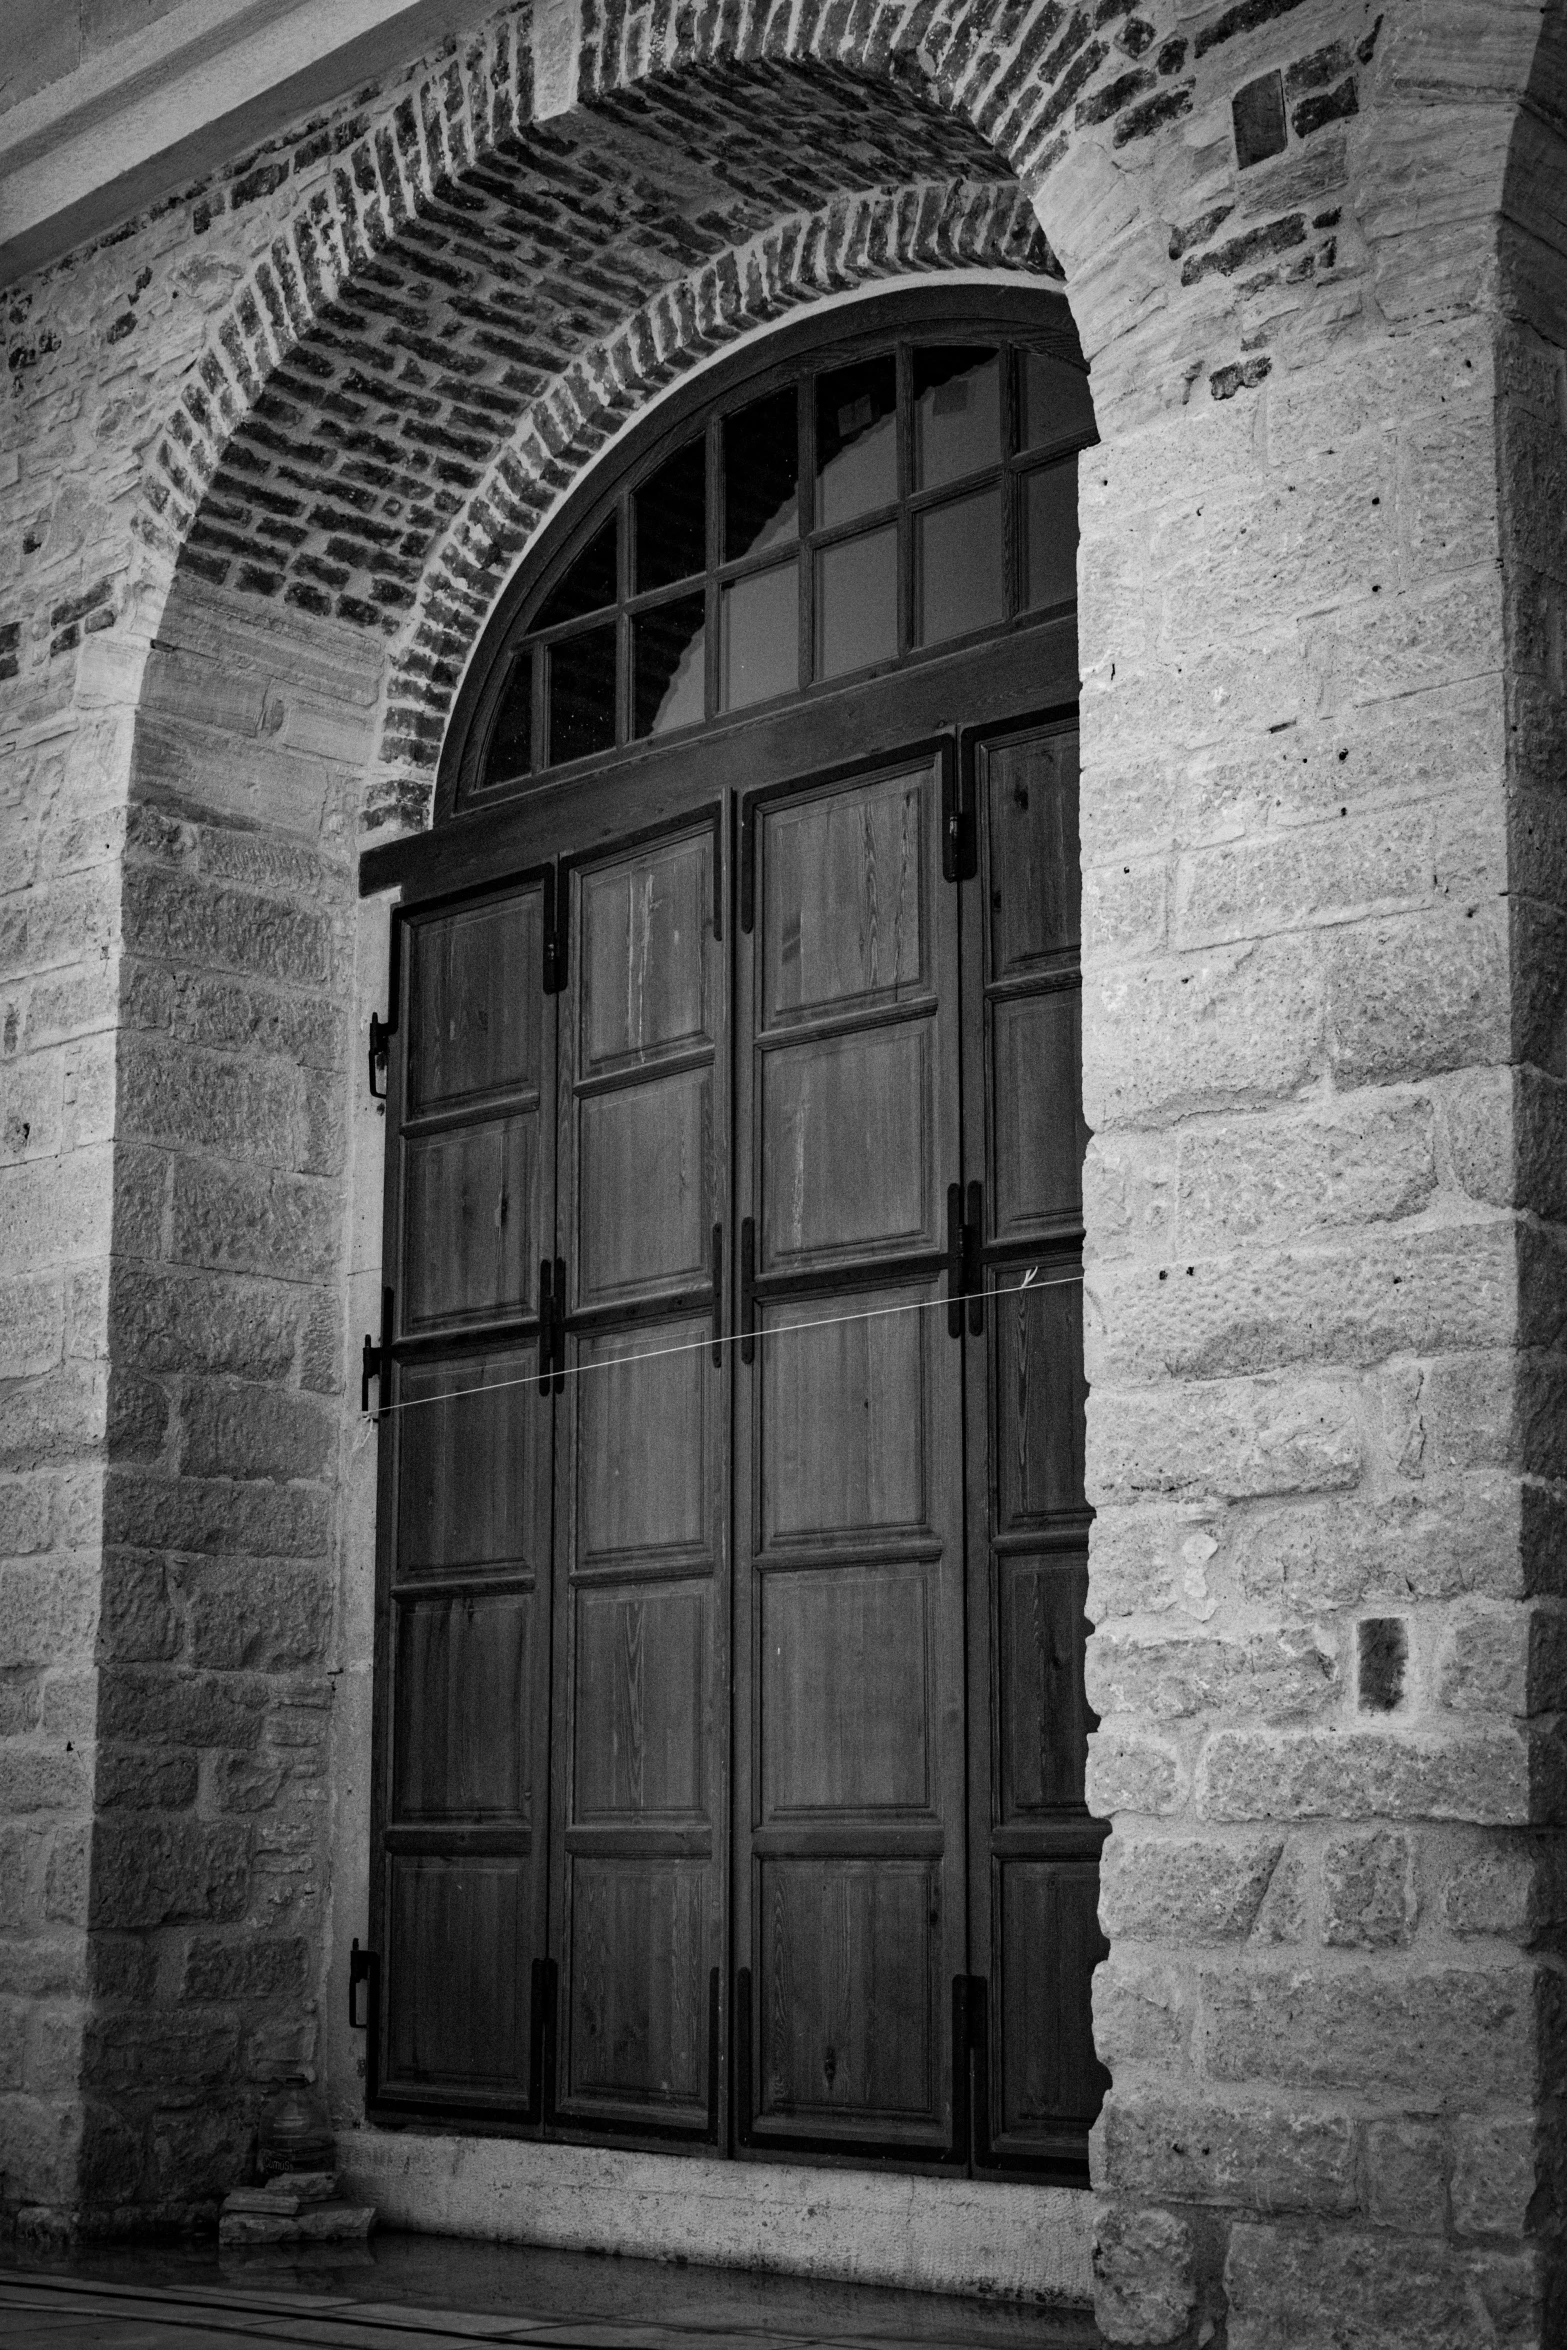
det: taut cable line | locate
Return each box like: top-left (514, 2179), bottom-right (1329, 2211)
top-left (366, 1264), bottom-right (1084, 1419)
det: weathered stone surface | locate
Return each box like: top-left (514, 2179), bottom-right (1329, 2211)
top-left (1321, 1830), bottom-right (1418, 1948)
top-left (1092, 2202), bottom-right (1197, 2348)
top-left (1362, 2118), bottom-right (1446, 2234)
top-left (1085, 1729), bottom-right (1187, 1819)
top-left (185, 1561), bottom-right (331, 1672)
top-left (1100, 1836), bottom-right (1285, 1942)
top-left (1089, 1374), bottom-right (1362, 1505)
top-left (1200, 1965), bottom-right (1540, 2102)
top-left (1224, 2223), bottom-right (1542, 2350)
top-left (90, 1820), bottom-right (251, 1929)
top-left (1099, 2090), bottom-right (1357, 2215)
top-left (1198, 1727), bottom-right (1533, 1825)
top-left (181, 1934), bottom-right (308, 2002)
top-left (1088, 1629), bottom-right (1337, 1722)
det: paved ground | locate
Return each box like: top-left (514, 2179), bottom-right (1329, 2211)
top-left (0, 2236), bottom-right (1101, 2350)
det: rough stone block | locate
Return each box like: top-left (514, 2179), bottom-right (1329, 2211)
top-left (179, 1383), bottom-right (335, 1485)
top-left (0, 1275), bottom-right (64, 1381)
top-left (95, 1666), bottom-right (265, 1752)
top-left (181, 1932), bottom-right (309, 2002)
top-left (1092, 2201), bottom-right (1197, 2349)
top-left (1087, 1628), bottom-right (1337, 1723)
top-left (1200, 1964), bottom-right (1539, 2101)
top-left (1437, 1604), bottom-right (1533, 1715)
top-left (1198, 1726), bottom-right (1531, 1824)
top-left (1085, 1728), bottom-right (1187, 1818)
top-left (118, 1036), bottom-right (302, 1160)
top-left (1325, 904), bottom-right (1510, 1087)
top-left (121, 868), bottom-right (335, 991)
top-left (0, 1747), bottom-right (91, 1815)
top-left (109, 1262), bottom-right (308, 1380)
top-left (1225, 2222), bottom-right (1540, 2350)
top-left (1321, 1829), bottom-right (1418, 1947)
top-left (1092, 1955), bottom-right (1193, 2069)
top-left (90, 1819), bottom-right (251, 1929)
top-left (1089, 1374), bottom-right (1361, 1505)
top-left (102, 1468), bottom-right (330, 1559)
top-left (1361, 2117), bottom-right (1446, 2233)
top-left (95, 1744), bottom-right (200, 1810)
top-left (1450, 2112), bottom-right (1542, 2239)
top-left (185, 1560), bottom-right (332, 1672)
top-left (169, 1161), bottom-right (341, 1283)
top-left (1084, 936), bottom-right (1321, 1126)
top-left (1099, 2089), bottom-right (1358, 2215)
top-left (1100, 1835), bottom-right (1285, 1942)
top-left (1237, 1475), bottom-right (1526, 1611)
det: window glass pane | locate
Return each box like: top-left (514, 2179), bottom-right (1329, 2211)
top-left (1020, 351), bottom-right (1095, 452)
top-left (721, 562), bottom-right (798, 711)
top-left (634, 439), bottom-right (706, 592)
top-left (533, 518), bottom-right (617, 632)
top-left (913, 346), bottom-right (1001, 493)
top-left (1024, 460), bottom-right (1078, 612)
top-left (634, 593), bottom-right (706, 737)
top-left (815, 525), bottom-right (897, 680)
top-left (815, 354), bottom-right (897, 530)
top-left (484, 651), bottom-right (533, 784)
top-left (548, 627), bottom-right (617, 764)
top-left (725, 387), bottom-right (798, 563)
top-left (916, 484), bottom-right (1005, 646)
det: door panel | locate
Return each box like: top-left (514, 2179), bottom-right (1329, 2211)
top-left (403, 1116), bottom-right (535, 1329)
top-left (760, 1021), bottom-right (935, 1270)
top-left (755, 1860), bottom-right (937, 2134)
top-left (552, 816), bottom-right (728, 2139)
top-left (396, 1350), bottom-right (539, 1572)
top-left (407, 893), bottom-right (543, 1112)
top-left (736, 749), bottom-right (967, 2162)
top-left (386, 1855), bottom-right (530, 2096)
top-left (394, 1592), bottom-right (533, 1818)
top-left (962, 720), bottom-right (1103, 2181)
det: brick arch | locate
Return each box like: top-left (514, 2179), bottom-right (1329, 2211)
top-left (370, 185), bottom-right (1059, 829)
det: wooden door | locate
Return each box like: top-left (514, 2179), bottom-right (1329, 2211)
top-left (376, 878), bottom-right (556, 2112)
top-left (733, 747), bottom-right (970, 2161)
top-left (549, 813), bottom-right (729, 2138)
top-left (960, 719), bottom-right (1108, 2176)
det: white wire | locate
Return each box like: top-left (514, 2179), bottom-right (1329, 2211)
top-left (367, 1263), bottom-right (1080, 1419)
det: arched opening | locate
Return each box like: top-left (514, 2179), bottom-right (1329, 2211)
top-left (359, 282), bottom-right (1103, 2184)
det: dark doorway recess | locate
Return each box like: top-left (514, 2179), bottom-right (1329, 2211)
top-left (359, 289), bottom-right (1107, 2186)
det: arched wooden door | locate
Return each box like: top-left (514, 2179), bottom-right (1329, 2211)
top-left (359, 287), bottom-right (1107, 2183)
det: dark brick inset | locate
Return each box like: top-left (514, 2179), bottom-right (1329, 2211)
top-left (1233, 70), bottom-right (1288, 168)
top-left (1358, 1618), bottom-right (1408, 1712)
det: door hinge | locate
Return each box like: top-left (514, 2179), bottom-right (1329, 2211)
top-left (361, 1287), bottom-right (393, 1418)
top-left (740, 1219), bottom-right (756, 1364)
top-left (542, 865), bottom-right (569, 994)
top-left (368, 1012), bottom-right (390, 1099)
top-left (739, 802), bottom-right (756, 935)
top-left (529, 1955), bottom-right (559, 2126)
top-left (946, 1185), bottom-right (984, 1337)
top-left (941, 746), bottom-right (977, 884)
top-left (348, 1938), bottom-right (377, 2032)
top-left (538, 1258), bottom-right (566, 1394)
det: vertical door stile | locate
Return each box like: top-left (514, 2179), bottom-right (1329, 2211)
top-left (375, 873), bottom-right (557, 2121)
top-left (733, 745), bottom-right (969, 2163)
top-left (549, 810), bottom-right (730, 2142)
top-left (961, 717), bottom-right (1107, 2182)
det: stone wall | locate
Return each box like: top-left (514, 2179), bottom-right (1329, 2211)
top-left (0, 0), bottom-right (1564, 2341)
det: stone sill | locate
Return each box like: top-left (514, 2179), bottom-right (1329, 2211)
top-left (334, 2127), bottom-right (1096, 2307)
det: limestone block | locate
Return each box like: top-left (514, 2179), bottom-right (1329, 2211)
top-left (0, 1055), bottom-right (63, 1165)
top-left (0, 1360), bottom-right (106, 1474)
top-left (168, 1161), bottom-right (341, 1284)
top-left (1199, 1726), bottom-right (1536, 1825)
top-left (102, 1467), bottom-right (330, 1558)
top-left (1099, 1834), bottom-right (1285, 1941)
top-left (121, 868), bottom-right (335, 990)
top-left (1084, 936), bottom-right (1321, 1125)
top-left (1436, 1604), bottom-right (1534, 1715)
top-left (1199, 1963), bottom-right (1541, 2101)
top-left (184, 1560), bottom-right (332, 1672)
top-left (1325, 904), bottom-right (1511, 1087)
top-left (110, 1261), bottom-right (309, 1380)
top-left (1173, 1093), bottom-right (1438, 1252)
top-left (1237, 1474), bottom-right (1526, 1610)
top-left (1087, 1628), bottom-right (1336, 1723)
top-left (1361, 2116), bottom-right (1447, 2234)
top-left (89, 1818), bottom-right (251, 1929)
top-left (1092, 1954), bottom-right (1194, 2068)
top-left (0, 1146), bottom-right (114, 1270)
top-left (95, 1666), bottom-right (266, 1753)
top-left (179, 1382), bottom-right (335, 1485)
top-left (1321, 1829), bottom-right (1419, 1948)
top-left (94, 1745), bottom-right (200, 1811)
top-left (1172, 804), bottom-right (1439, 954)
top-left (0, 1748), bottom-right (91, 1816)
top-left (117, 1035), bottom-right (302, 1160)
top-left (168, 972), bottom-right (345, 1069)
top-left (1225, 2223), bottom-right (1541, 2350)
top-left (1441, 1840), bottom-right (1539, 1940)
top-left (1090, 1221), bottom-right (1515, 1386)
top-left (1089, 1372), bottom-right (1361, 1505)
top-left (1092, 2202), bottom-right (1198, 2349)
top-left (1099, 2089), bottom-right (1357, 2216)
top-left (181, 1932), bottom-right (308, 2001)
top-left (1450, 2113), bottom-right (1542, 2239)
top-left (1085, 1727), bottom-right (1188, 1818)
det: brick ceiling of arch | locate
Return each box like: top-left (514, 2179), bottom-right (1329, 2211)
top-left (165, 61), bottom-right (1065, 833)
